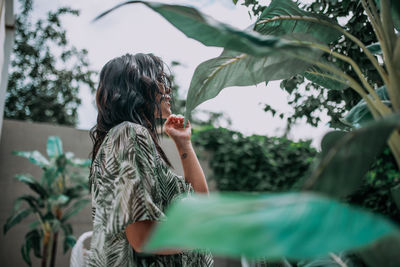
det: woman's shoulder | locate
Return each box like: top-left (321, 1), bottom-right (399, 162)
top-left (108, 121), bottom-right (151, 140)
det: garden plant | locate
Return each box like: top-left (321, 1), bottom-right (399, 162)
top-left (3, 136), bottom-right (91, 267)
top-left (97, 0), bottom-right (400, 265)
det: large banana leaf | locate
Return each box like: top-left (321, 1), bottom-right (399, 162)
top-left (302, 113), bottom-right (400, 198)
top-left (254, 0), bottom-right (341, 44)
top-left (185, 41), bottom-right (321, 119)
top-left (95, 1), bottom-right (313, 57)
top-left (144, 192), bottom-right (398, 260)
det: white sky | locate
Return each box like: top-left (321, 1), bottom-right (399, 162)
top-left (27, 0), bottom-right (330, 148)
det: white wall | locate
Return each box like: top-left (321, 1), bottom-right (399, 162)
top-left (0, 0), bottom-right (14, 139)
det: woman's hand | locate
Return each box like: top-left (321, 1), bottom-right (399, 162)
top-left (163, 114), bottom-right (191, 147)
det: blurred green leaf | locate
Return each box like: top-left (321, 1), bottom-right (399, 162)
top-left (66, 152), bottom-right (91, 167)
top-left (145, 192), bottom-right (398, 260)
top-left (303, 113), bottom-right (400, 197)
top-left (49, 194), bottom-right (70, 207)
top-left (15, 174), bottom-right (48, 199)
top-left (21, 229), bottom-right (42, 266)
top-left (254, 0), bottom-right (341, 44)
top-left (46, 136), bottom-right (63, 158)
top-left (63, 234), bottom-right (76, 254)
top-left (14, 150), bottom-right (49, 168)
top-left (3, 209), bottom-right (33, 234)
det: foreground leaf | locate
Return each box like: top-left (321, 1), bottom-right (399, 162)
top-left (144, 192), bottom-right (397, 260)
top-left (303, 113), bottom-right (400, 197)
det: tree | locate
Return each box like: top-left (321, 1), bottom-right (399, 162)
top-left (4, 0), bottom-right (96, 126)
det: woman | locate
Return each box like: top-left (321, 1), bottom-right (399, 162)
top-left (88, 53), bottom-right (214, 266)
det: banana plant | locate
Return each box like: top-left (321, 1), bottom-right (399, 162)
top-left (3, 136), bottom-right (91, 267)
top-left (96, 0), bottom-right (400, 264)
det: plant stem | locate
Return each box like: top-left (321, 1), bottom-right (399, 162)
top-left (308, 42), bottom-right (391, 115)
top-left (256, 15), bottom-right (389, 85)
top-left (286, 50), bottom-right (381, 118)
top-left (50, 231), bottom-right (58, 267)
top-left (361, 0), bottom-right (385, 43)
top-left (380, 0), bottom-right (396, 53)
top-left (42, 231), bottom-right (50, 267)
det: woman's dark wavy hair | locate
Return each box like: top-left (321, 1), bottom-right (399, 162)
top-left (89, 53), bottom-right (172, 175)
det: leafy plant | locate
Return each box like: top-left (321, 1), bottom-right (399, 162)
top-left (96, 0), bottom-right (400, 264)
top-left (5, 0), bottom-right (97, 126)
top-left (3, 136), bottom-right (91, 267)
top-left (192, 126), bottom-right (316, 192)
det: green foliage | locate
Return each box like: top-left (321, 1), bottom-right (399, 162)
top-left (5, 0), bottom-right (97, 126)
top-left (192, 126), bottom-right (316, 192)
top-left (3, 136), bottom-right (90, 266)
top-left (347, 147), bottom-right (400, 224)
top-left (302, 113), bottom-right (400, 198)
top-left (145, 192), bottom-right (398, 260)
top-left (248, 0), bottom-right (381, 130)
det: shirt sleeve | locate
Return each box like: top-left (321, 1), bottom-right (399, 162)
top-left (106, 123), bottom-right (166, 235)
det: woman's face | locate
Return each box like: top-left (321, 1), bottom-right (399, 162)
top-left (155, 83), bottom-right (172, 119)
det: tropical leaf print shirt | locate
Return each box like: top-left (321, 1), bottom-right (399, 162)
top-left (88, 121), bottom-right (214, 267)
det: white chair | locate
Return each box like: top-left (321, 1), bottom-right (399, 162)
top-left (70, 231), bottom-right (92, 267)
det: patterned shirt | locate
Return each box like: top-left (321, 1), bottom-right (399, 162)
top-left (88, 121), bottom-right (214, 267)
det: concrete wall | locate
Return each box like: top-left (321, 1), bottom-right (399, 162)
top-left (0, 119), bottom-right (239, 267)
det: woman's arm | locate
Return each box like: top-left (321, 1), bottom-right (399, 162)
top-left (164, 114), bottom-right (209, 194)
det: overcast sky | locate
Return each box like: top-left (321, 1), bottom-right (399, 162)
top-left (27, 0), bottom-right (330, 148)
